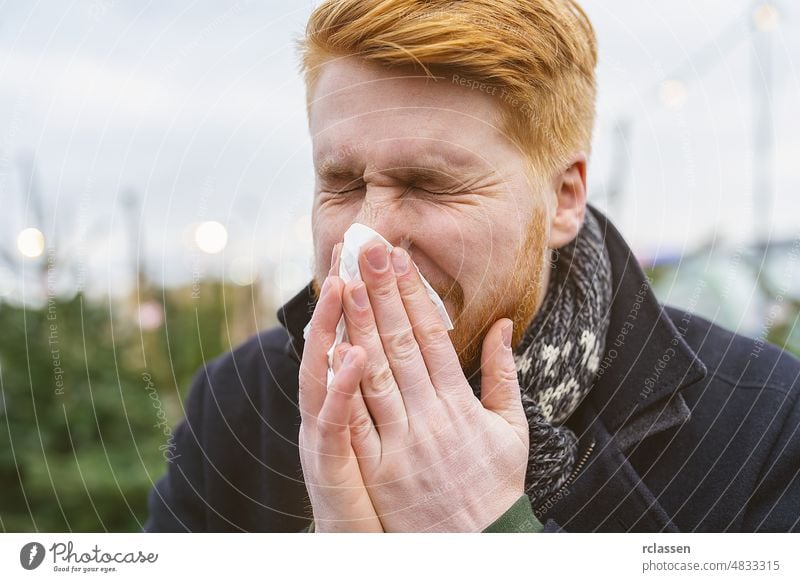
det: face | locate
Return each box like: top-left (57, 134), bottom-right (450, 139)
top-left (308, 57), bottom-right (555, 374)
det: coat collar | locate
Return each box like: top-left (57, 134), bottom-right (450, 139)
top-left (583, 205), bottom-right (707, 442)
top-left (276, 280), bottom-right (316, 365)
top-left (276, 205), bottom-right (708, 446)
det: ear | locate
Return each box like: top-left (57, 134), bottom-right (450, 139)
top-left (548, 152), bottom-right (588, 250)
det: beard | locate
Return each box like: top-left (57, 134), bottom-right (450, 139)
top-left (438, 207), bottom-right (550, 376)
top-left (310, 206), bottom-right (550, 377)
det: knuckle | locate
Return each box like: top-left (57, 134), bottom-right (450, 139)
top-left (417, 323), bottom-right (450, 351)
top-left (400, 279), bottom-right (428, 301)
top-left (363, 363), bottom-right (396, 401)
top-left (350, 411), bottom-right (373, 437)
top-left (365, 362), bottom-right (396, 396)
top-left (387, 329), bottom-right (419, 363)
top-left (370, 281), bottom-right (396, 302)
top-left (317, 417), bottom-right (346, 440)
top-left (497, 364), bottom-right (520, 386)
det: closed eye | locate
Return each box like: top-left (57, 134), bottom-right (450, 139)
top-left (322, 184), bottom-right (462, 197)
top-left (321, 180), bottom-right (364, 195)
top-left (415, 186), bottom-right (463, 196)
top-left (331, 185), bottom-right (364, 195)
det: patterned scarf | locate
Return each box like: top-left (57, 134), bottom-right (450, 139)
top-left (475, 210), bottom-right (613, 510)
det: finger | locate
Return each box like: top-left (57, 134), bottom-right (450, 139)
top-left (358, 242), bottom-right (437, 408)
top-left (333, 342), bottom-right (381, 466)
top-left (332, 341), bottom-right (351, 374)
top-left (342, 279), bottom-right (409, 439)
top-left (479, 319), bottom-right (528, 446)
top-left (317, 346), bottom-right (366, 460)
top-left (329, 242), bottom-right (342, 276)
top-left (299, 275), bottom-right (343, 423)
top-left (390, 246), bottom-right (464, 396)
top-left (349, 383), bottom-right (382, 467)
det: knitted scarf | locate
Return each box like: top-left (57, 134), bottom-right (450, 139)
top-left (492, 210), bottom-right (612, 510)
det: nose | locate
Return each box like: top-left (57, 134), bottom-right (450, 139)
top-left (351, 189), bottom-right (410, 250)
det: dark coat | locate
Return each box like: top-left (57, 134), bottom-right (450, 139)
top-left (144, 206), bottom-right (800, 532)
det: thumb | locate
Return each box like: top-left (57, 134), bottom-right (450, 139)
top-left (480, 319), bottom-right (528, 442)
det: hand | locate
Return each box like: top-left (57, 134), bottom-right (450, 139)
top-left (298, 245), bottom-right (384, 532)
top-left (340, 242), bottom-right (530, 532)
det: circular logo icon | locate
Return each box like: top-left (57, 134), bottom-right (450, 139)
top-left (20, 542), bottom-right (46, 570)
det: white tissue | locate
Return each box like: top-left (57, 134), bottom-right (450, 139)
top-left (303, 223), bottom-right (454, 386)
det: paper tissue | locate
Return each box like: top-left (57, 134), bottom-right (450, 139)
top-left (303, 223), bottom-right (454, 386)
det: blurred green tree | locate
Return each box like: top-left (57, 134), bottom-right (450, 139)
top-left (0, 280), bottom-right (270, 532)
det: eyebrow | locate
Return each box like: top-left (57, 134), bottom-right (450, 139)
top-left (315, 160), bottom-right (359, 181)
top-left (316, 157), bottom-right (477, 184)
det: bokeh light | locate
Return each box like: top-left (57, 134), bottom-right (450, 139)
top-left (194, 221), bottom-right (228, 254)
top-left (16, 227), bottom-right (45, 258)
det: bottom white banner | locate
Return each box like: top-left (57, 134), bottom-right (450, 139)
top-left (0, 533), bottom-right (796, 581)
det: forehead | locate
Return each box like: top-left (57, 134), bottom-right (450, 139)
top-left (308, 57), bottom-right (511, 166)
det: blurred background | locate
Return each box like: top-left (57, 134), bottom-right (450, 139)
top-left (1, 0), bottom-right (798, 531)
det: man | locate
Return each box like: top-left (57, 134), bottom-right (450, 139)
top-left (145, 0), bottom-right (800, 532)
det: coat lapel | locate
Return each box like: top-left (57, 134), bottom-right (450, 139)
top-left (537, 206), bottom-right (708, 531)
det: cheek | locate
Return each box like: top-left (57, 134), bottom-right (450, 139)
top-left (311, 202), bottom-right (358, 275)
top-left (453, 209), bottom-right (530, 303)
top-left (425, 216), bottom-right (495, 301)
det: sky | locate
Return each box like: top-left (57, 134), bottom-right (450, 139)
top-left (1, 0), bottom-right (798, 308)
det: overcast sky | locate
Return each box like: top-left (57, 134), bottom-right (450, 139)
top-left (1, 0), bottom-right (798, 305)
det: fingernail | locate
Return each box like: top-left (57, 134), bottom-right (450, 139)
top-left (502, 321), bottom-right (513, 349)
top-left (343, 348), bottom-right (357, 366)
top-left (329, 243), bottom-right (341, 275)
top-left (365, 244), bottom-right (389, 272)
top-left (321, 276), bottom-right (331, 296)
top-left (351, 283), bottom-right (369, 309)
top-left (391, 247), bottom-right (408, 274)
